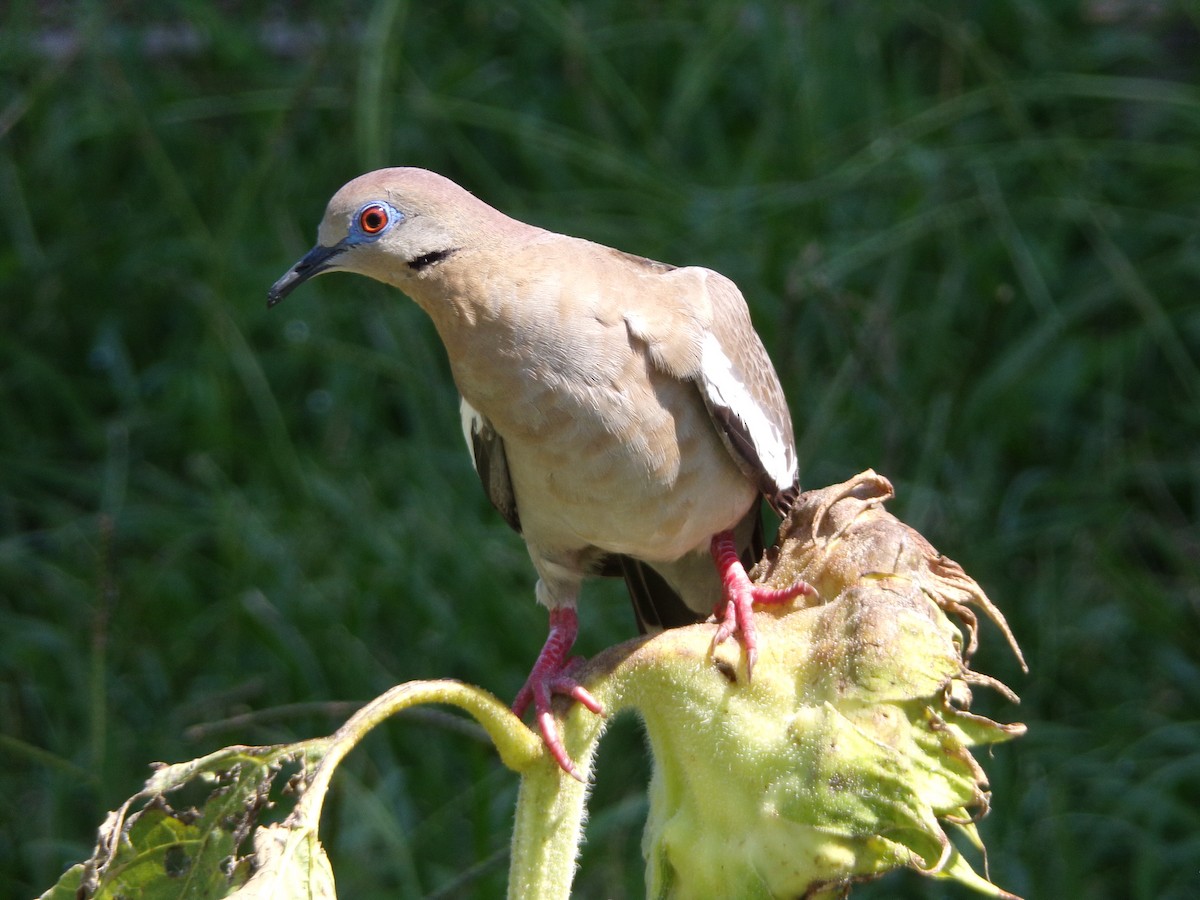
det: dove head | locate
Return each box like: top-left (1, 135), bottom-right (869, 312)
top-left (267, 167), bottom-right (515, 308)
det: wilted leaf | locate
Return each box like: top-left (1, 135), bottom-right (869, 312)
top-left (60, 743), bottom-right (326, 900)
top-left (43, 683), bottom-right (535, 900)
top-left (36, 863), bottom-right (84, 900)
top-left (224, 823), bottom-right (336, 900)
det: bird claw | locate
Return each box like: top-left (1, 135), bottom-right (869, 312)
top-left (512, 608), bottom-right (604, 781)
top-left (710, 531), bottom-right (816, 679)
top-left (528, 665), bottom-right (603, 782)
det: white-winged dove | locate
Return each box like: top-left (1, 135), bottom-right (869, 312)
top-left (268, 168), bottom-right (813, 778)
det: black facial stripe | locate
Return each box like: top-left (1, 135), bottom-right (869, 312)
top-left (407, 248), bottom-right (459, 271)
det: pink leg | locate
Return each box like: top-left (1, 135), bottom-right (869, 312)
top-left (710, 530), bottom-right (816, 678)
top-left (512, 606), bottom-right (604, 781)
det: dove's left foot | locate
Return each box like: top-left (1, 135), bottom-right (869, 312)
top-left (512, 606), bottom-right (603, 781)
top-left (709, 530), bottom-right (816, 679)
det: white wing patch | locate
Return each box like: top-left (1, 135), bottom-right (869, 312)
top-left (460, 396), bottom-right (521, 532)
top-left (699, 332), bottom-right (796, 493)
top-left (460, 397), bottom-right (484, 469)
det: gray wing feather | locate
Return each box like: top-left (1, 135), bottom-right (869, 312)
top-left (460, 397), bottom-right (521, 533)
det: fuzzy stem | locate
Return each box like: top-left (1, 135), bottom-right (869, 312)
top-left (290, 680), bottom-right (542, 829)
top-left (507, 678), bottom-right (613, 899)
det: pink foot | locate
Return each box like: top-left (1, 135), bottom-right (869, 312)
top-left (512, 606), bottom-right (604, 781)
top-left (710, 530), bottom-right (816, 678)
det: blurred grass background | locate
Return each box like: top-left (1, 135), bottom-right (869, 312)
top-left (2, 0), bottom-right (1198, 897)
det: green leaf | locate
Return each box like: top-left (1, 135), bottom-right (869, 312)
top-left (36, 863), bottom-right (85, 900)
top-left (58, 743), bottom-right (324, 899)
top-left (47, 684), bottom-right (539, 900)
top-left (224, 824), bottom-right (336, 900)
top-left (95, 804), bottom-right (238, 899)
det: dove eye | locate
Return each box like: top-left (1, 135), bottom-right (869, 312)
top-left (357, 203), bottom-right (390, 234)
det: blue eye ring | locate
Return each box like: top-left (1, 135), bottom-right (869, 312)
top-left (357, 203), bottom-right (390, 235)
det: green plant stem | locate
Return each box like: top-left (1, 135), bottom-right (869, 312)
top-left (507, 702), bottom-right (609, 900)
top-left (291, 680), bottom-right (543, 829)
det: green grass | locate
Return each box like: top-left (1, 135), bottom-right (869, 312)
top-left (3, 1), bottom-right (1199, 897)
